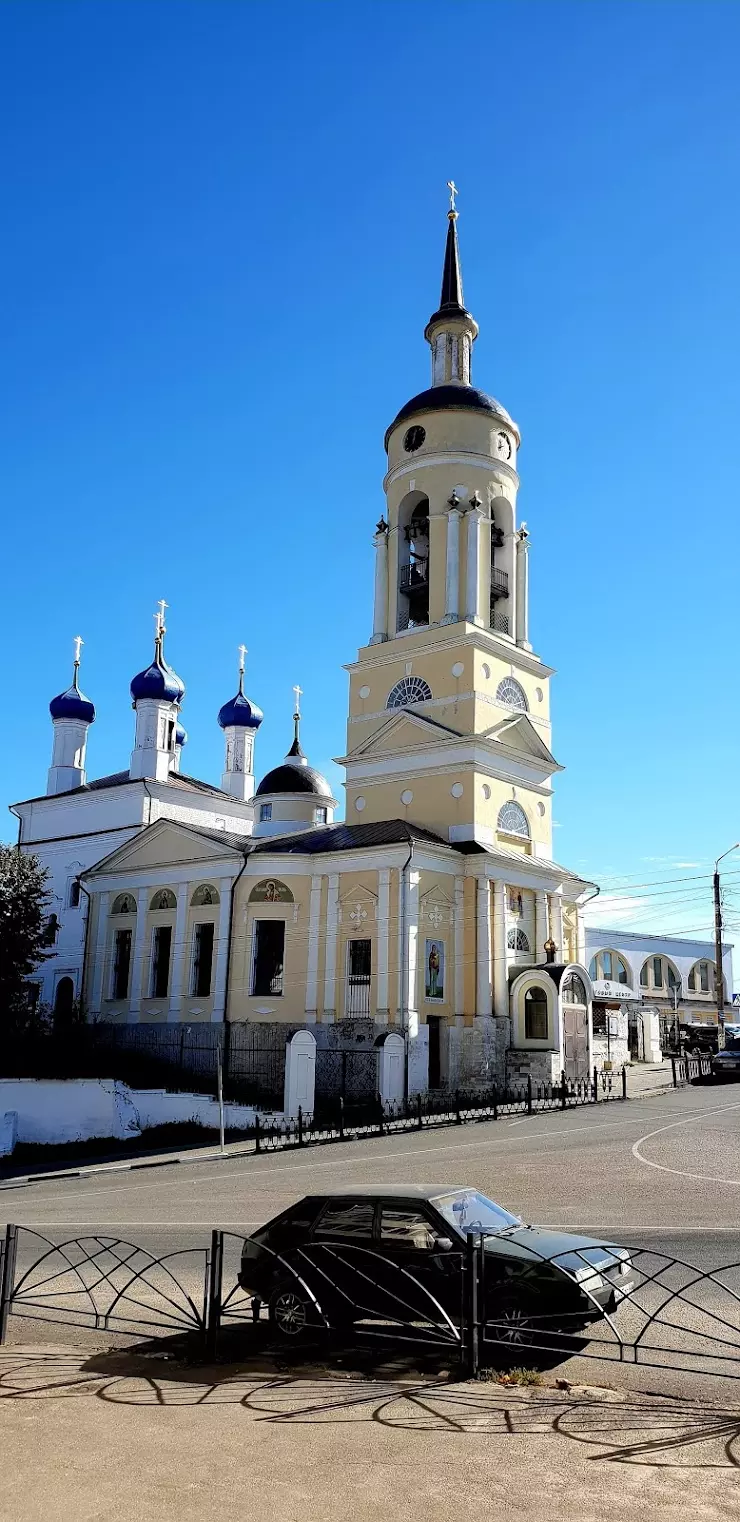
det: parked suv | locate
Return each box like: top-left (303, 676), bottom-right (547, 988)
top-left (238, 1185), bottom-right (633, 1342)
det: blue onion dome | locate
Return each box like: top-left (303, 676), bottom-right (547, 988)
top-left (130, 629), bottom-right (185, 705)
top-left (175, 722), bottom-right (188, 747)
top-left (49, 676), bottom-right (95, 725)
top-left (218, 672), bottom-right (263, 731)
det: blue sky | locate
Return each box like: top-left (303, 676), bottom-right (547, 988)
top-left (3, 0), bottom-right (740, 952)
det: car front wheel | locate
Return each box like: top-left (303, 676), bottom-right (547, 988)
top-left (486, 1292), bottom-right (538, 1348)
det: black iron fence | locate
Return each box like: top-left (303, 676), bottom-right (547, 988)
top-left (671, 1054), bottom-right (713, 1086)
top-left (5, 1221), bottom-right (740, 1387)
top-left (1, 1023), bottom-right (286, 1106)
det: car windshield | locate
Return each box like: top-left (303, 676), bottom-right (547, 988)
top-left (434, 1190), bottom-right (520, 1237)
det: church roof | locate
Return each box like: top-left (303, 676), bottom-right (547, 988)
top-left (14, 769), bottom-right (236, 807)
top-left (255, 762), bottom-right (333, 799)
top-left (250, 819), bottom-right (447, 854)
top-left (385, 384), bottom-right (516, 448)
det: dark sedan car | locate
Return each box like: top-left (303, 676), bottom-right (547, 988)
top-left (712, 1047), bottom-right (740, 1080)
top-left (238, 1186), bottom-right (634, 1343)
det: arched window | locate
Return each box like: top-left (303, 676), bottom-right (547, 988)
top-left (150, 889), bottom-right (177, 911)
top-left (387, 676), bottom-right (432, 709)
top-left (397, 495), bottom-right (431, 630)
top-left (588, 949), bottom-right (630, 985)
top-left (111, 893), bottom-right (137, 915)
top-left (496, 677), bottom-right (528, 711)
top-left (191, 884), bottom-right (219, 907)
top-left (524, 986), bottom-right (549, 1040)
top-left (562, 974), bottom-right (587, 1005)
top-left (688, 959), bottom-right (714, 994)
top-left (497, 801), bottom-right (530, 839)
top-left (639, 955), bottom-right (681, 993)
top-left (507, 929), bottom-right (530, 951)
top-left (53, 976), bottom-right (75, 1020)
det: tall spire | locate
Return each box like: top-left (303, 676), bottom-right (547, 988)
top-left (286, 684), bottom-right (306, 764)
top-left (425, 183), bottom-right (478, 384)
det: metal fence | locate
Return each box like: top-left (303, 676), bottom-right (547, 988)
top-left (5, 1221), bottom-right (740, 1388)
top-left (1, 1023), bottom-right (286, 1106)
top-left (670, 1054), bottom-right (713, 1086)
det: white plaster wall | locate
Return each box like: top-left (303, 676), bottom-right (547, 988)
top-left (0, 1079), bottom-right (282, 1150)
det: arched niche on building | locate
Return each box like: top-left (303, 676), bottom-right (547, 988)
top-left (248, 879), bottom-right (294, 904)
top-left (396, 489), bottom-right (430, 631)
top-left (509, 970), bottom-right (559, 1051)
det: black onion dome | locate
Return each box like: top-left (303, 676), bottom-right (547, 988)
top-left (385, 384), bottom-right (517, 449)
top-left (255, 763), bottom-right (333, 799)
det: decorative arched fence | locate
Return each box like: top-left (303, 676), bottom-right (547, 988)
top-left (3, 1221), bottom-right (740, 1386)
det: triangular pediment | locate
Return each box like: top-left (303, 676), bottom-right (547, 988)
top-left (85, 819), bottom-right (247, 878)
top-left (480, 714), bottom-right (562, 769)
top-left (349, 709), bottom-right (462, 760)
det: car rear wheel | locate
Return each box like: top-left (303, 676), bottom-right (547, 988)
top-left (268, 1279), bottom-right (315, 1339)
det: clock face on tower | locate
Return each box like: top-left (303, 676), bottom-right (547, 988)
top-left (403, 425), bottom-right (426, 453)
top-left (495, 431), bottom-right (512, 460)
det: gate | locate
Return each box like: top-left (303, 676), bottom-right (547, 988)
top-left (563, 1005), bottom-right (589, 1082)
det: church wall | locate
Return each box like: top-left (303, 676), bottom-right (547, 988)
top-left (227, 870), bottom-right (312, 1024)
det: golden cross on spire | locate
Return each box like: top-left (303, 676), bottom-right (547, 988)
top-left (292, 683), bottom-right (303, 717)
top-left (447, 180), bottom-right (458, 213)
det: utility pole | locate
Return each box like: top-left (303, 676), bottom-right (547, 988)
top-left (714, 844), bottom-right (740, 1047)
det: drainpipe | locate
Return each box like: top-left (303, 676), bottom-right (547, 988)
top-left (399, 827), bottom-right (415, 1103)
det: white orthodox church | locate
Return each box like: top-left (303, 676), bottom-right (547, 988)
top-left (11, 198), bottom-right (598, 1097)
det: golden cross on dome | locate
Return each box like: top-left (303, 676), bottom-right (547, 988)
top-left (447, 180), bottom-right (458, 212)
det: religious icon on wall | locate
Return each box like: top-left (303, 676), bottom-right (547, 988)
top-left (508, 890), bottom-right (524, 917)
top-left (425, 939), bottom-right (445, 1001)
top-left (249, 878), bottom-right (294, 904)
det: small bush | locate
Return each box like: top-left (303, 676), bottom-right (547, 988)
top-left (477, 1366), bottom-right (543, 1386)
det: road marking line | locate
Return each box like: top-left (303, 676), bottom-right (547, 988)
top-left (631, 1101), bottom-right (740, 1185)
top-left (2, 1101), bottom-right (716, 1209)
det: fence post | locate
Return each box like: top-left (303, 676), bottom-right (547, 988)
top-left (527, 1075), bottom-right (532, 1116)
top-left (417, 1092), bottom-right (423, 1130)
top-left (254, 1113), bottom-right (261, 1154)
top-left (297, 1105), bottom-right (304, 1147)
top-left (671, 1056), bottom-right (677, 1088)
top-left (621, 1066), bottom-right (627, 1099)
top-left (338, 1095), bottom-right (345, 1141)
top-left (560, 1071), bottom-right (567, 1110)
top-left (465, 1232), bottom-right (479, 1379)
top-left (592, 1066), bottom-right (598, 1103)
top-left (205, 1229), bottom-right (224, 1361)
top-left (455, 1090), bottom-right (462, 1125)
top-left (0, 1225), bottom-right (19, 1347)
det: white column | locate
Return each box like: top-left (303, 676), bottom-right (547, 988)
top-left (304, 874), bottom-right (323, 1022)
top-left (211, 879), bottom-right (234, 1023)
top-left (535, 891), bottom-right (548, 962)
top-left (167, 884), bottom-right (191, 1022)
top-left (442, 507), bottom-right (461, 624)
top-left (465, 507), bottom-right (484, 626)
top-left (405, 868), bottom-right (420, 1039)
top-left (322, 873), bottom-right (339, 1021)
top-left (515, 532), bottom-right (531, 649)
top-left (376, 867), bottom-right (390, 1021)
top-left (476, 878), bottom-right (492, 1016)
top-left (493, 880), bottom-right (508, 1019)
top-left (576, 907), bottom-right (586, 968)
top-left (128, 886), bottom-right (151, 1019)
top-left (454, 876), bottom-right (465, 1018)
top-left (370, 527), bottom-right (389, 644)
top-left (549, 893), bottom-right (564, 959)
top-left (396, 867), bottom-right (404, 1022)
top-left (89, 890), bottom-right (110, 1015)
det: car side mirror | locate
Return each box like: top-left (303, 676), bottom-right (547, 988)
top-left (435, 1237), bottom-right (454, 1252)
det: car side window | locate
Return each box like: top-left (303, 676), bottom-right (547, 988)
top-left (313, 1201), bottom-right (375, 1240)
top-left (380, 1208), bottom-right (437, 1250)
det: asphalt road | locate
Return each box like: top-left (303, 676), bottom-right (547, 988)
top-left (4, 1085), bottom-right (740, 1400)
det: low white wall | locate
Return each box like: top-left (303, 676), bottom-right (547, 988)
top-left (0, 1112), bottom-right (18, 1158)
top-left (0, 1079), bottom-right (283, 1151)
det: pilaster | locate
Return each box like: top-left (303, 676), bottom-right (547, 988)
top-left (493, 879), bottom-right (508, 1019)
top-left (476, 878), bottom-right (492, 1016)
top-left (211, 880), bottom-right (234, 1023)
top-left (376, 867), bottom-right (391, 1020)
top-left (167, 884), bottom-right (191, 1022)
top-left (454, 875), bottom-right (465, 1018)
top-left (322, 874), bottom-right (340, 1021)
top-left (305, 873), bottom-right (323, 1021)
top-left (128, 886), bottom-right (150, 1020)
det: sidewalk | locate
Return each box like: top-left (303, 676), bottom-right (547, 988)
top-left (0, 1061), bottom-right (680, 1189)
top-left (0, 1340), bottom-right (735, 1522)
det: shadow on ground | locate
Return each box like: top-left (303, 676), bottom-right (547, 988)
top-left (2, 1328), bottom-right (740, 1470)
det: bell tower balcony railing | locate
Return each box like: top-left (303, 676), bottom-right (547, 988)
top-left (399, 561), bottom-right (430, 595)
top-left (490, 568), bottom-right (509, 601)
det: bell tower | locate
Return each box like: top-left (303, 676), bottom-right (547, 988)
top-left (340, 189), bottom-right (561, 860)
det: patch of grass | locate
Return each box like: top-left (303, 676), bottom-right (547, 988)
top-left (2, 1120), bottom-right (255, 1174)
top-left (476, 1365), bottom-right (543, 1386)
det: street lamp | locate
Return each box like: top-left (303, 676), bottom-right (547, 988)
top-left (714, 843), bottom-right (740, 1038)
